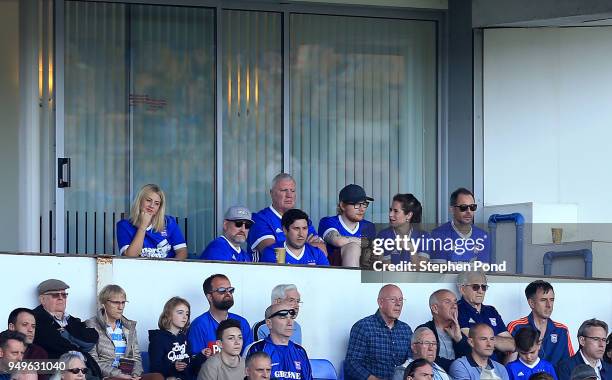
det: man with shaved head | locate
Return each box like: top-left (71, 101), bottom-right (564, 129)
top-left (345, 284), bottom-right (413, 380)
top-left (416, 289), bottom-right (471, 370)
top-left (449, 324), bottom-right (509, 380)
top-left (245, 303), bottom-right (312, 380)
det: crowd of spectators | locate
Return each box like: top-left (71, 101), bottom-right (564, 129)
top-left (0, 275), bottom-right (609, 380)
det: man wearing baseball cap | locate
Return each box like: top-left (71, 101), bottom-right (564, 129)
top-left (32, 279), bottom-right (102, 378)
top-left (317, 184), bottom-right (377, 267)
top-left (199, 206), bottom-right (255, 262)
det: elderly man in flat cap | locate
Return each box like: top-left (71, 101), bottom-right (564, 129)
top-left (31, 279), bottom-right (101, 378)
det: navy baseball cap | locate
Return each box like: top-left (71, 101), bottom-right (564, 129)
top-left (339, 184), bottom-right (374, 203)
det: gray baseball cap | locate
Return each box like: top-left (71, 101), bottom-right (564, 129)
top-left (224, 206), bottom-right (253, 222)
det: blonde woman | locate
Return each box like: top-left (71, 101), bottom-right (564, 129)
top-left (116, 184), bottom-right (187, 259)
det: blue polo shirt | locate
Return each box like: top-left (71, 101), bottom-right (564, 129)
top-left (247, 206), bottom-right (317, 253)
top-left (199, 236), bottom-right (253, 262)
top-left (187, 311), bottom-right (252, 356)
top-left (457, 298), bottom-right (507, 335)
top-left (116, 215), bottom-right (187, 258)
top-left (260, 242), bottom-right (329, 266)
top-left (429, 221), bottom-right (491, 263)
top-left (507, 314), bottom-right (574, 366)
top-left (376, 227), bottom-right (431, 264)
top-left (506, 358), bottom-right (558, 380)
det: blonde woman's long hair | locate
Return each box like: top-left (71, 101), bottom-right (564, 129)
top-left (129, 184), bottom-right (167, 232)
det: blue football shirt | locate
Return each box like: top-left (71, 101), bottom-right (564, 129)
top-left (116, 215), bottom-right (186, 258)
top-left (199, 236), bottom-right (252, 262)
top-left (246, 336), bottom-right (312, 380)
top-left (247, 206), bottom-right (317, 253)
top-left (187, 311), bottom-right (252, 356)
top-left (429, 221), bottom-right (491, 263)
top-left (260, 242), bottom-right (329, 266)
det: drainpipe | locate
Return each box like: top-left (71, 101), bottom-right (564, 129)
top-left (488, 213), bottom-right (525, 273)
top-left (543, 249), bottom-right (592, 278)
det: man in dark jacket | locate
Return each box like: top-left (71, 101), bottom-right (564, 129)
top-left (31, 279), bottom-right (101, 379)
top-left (416, 289), bottom-right (471, 371)
top-left (556, 319), bottom-right (611, 380)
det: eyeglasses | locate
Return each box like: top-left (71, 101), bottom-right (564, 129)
top-left (582, 336), bottom-right (607, 344)
top-left (268, 309), bottom-right (296, 319)
top-left (348, 201), bottom-right (369, 209)
top-left (209, 287), bottom-right (235, 295)
top-left (381, 297), bottom-right (406, 304)
top-left (285, 298), bottom-right (303, 305)
top-left (453, 204), bottom-right (477, 212)
top-left (107, 300), bottom-right (128, 306)
top-left (464, 284), bottom-right (488, 291)
top-left (45, 292), bottom-right (69, 299)
top-left (415, 341), bottom-right (438, 347)
top-left (66, 368), bottom-right (89, 375)
top-left (233, 220), bottom-right (253, 229)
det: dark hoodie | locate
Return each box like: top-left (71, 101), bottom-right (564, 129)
top-left (148, 329), bottom-right (202, 380)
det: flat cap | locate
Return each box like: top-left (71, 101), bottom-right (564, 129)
top-left (570, 365), bottom-right (597, 380)
top-left (37, 279), bottom-right (70, 295)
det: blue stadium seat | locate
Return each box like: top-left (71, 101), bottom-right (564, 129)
top-left (310, 359), bottom-right (337, 380)
top-left (141, 351), bottom-right (150, 373)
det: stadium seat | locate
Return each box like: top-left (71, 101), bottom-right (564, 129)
top-left (141, 351), bottom-right (150, 373)
top-left (310, 359), bottom-right (337, 380)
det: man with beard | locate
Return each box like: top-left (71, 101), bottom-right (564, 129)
top-left (200, 206), bottom-right (254, 262)
top-left (260, 209), bottom-right (329, 265)
top-left (188, 274), bottom-right (252, 360)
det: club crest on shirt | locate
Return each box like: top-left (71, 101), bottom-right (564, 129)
top-left (550, 334), bottom-right (558, 343)
top-left (489, 318), bottom-right (497, 326)
top-left (294, 361), bottom-right (301, 371)
top-left (161, 229), bottom-right (168, 237)
top-left (468, 318), bottom-right (476, 324)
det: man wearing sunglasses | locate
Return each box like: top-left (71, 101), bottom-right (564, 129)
top-left (245, 304), bottom-right (312, 380)
top-left (456, 271), bottom-right (515, 358)
top-left (556, 319), bottom-right (610, 380)
top-left (430, 188), bottom-right (491, 264)
top-left (247, 173), bottom-right (326, 257)
top-left (507, 281), bottom-right (574, 366)
top-left (200, 206), bottom-right (255, 262)
top-left (252, 284), bottom-right (303, 345)
top-left (31, 279), bottom-right (102, 379)
top-left (318, 184), bottom-right (377, 267)
top-left (188, 274), bottom-right (253, 363)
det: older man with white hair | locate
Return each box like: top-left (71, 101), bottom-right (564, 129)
top-left (393, 327), bottom-right (451, 380)
top-left (252, 284), bottom-right (303, 344)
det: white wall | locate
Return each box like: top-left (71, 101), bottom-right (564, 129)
top-left (483, 28), bottom-right (612, 237)
top-left (0, 0), bottom-right (20, 252)
top-left (1, 253), bottom-right (611, 371)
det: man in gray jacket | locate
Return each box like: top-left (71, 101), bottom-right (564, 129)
top-left (449, 324), bottom-right (509, 380)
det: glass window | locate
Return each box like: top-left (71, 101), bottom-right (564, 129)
top-left (290, 14), bottom-right (437, 225)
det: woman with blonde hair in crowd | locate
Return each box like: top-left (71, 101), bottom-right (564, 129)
top-left (116, 184), bottom-right (187, 259)
top-left (86, 285), bottom-right (162, 380)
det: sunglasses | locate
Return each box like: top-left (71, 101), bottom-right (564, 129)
top-left (45, 292), bottom-right (69, 299)
top-left (453, 204), bottom-right (477, 212)
top-left (465, 284), bottom-right (488, 291)
top-left (209, 287), bottom-right (235, 295)
top-left (233, 220), bottom-right (253, 229)
top-left (268, 309), bottom-right (296, 319)
top-left (66, 368), bottom-right (89, 375)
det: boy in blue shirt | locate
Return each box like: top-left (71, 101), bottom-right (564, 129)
top-left (507, 327), bottom-right (558, 380)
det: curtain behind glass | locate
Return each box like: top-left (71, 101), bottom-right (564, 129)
top-left (290, 14), bottom-right (437, 225)
top-left (222, 10), bottom-right (282, 215)
top-left (64, 1), bottom-right (129, 254)
top-left (130, 5), bottom-right (215, 255)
